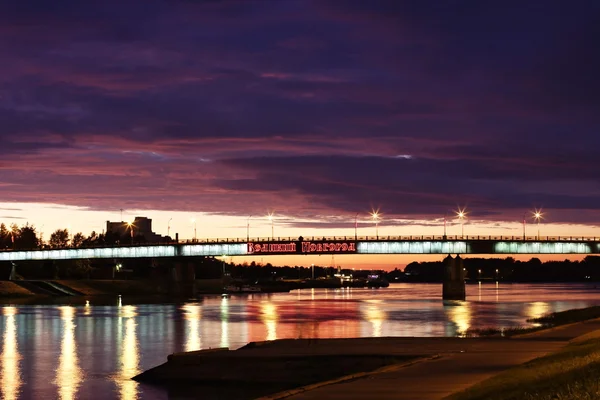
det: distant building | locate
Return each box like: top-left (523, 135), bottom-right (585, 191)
top-left (106, 216), bottom-right (166, 243)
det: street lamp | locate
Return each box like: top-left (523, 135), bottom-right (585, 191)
top-left (354, 213), bottom-right (359, 240)
top-left (191, 218), bottom-right (197, 241)
top-left (247, 215), bottom-right (252, 241)
top-left (456, 208), bottom-right (467, 237)
top-left (127, 221), bottom-right (134, 244)
top-left (267, 212), bottom-right (274, 239)
top-left (533, 209), bottom-right (543, 240)
top-left (168, 218), bottom-right (173, 238)
top-left (443, 213), bottom-right (447, 239)
top-left (370, 210), bottom-right (380, 238)
top-left (522, 212), bottom-right (527, 240)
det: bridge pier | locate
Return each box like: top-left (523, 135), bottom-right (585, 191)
top-left (169, 258), bottom-right (196, 297)
top-left (442, 254), bottom-right (466, 300)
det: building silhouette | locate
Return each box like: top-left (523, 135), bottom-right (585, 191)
top-left (106, 216), bottom-right (166, 243)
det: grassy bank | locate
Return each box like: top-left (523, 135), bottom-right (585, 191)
top-left (466, 306), bottom-right (600, 338)
top-left (447, 336), bottom-right (600, 400)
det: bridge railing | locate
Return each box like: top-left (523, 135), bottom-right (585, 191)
top-left (1, 235), bottom-right (599, 253)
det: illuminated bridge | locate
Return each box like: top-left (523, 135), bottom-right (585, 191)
top-left (1, 235), bottom-right (600, 262)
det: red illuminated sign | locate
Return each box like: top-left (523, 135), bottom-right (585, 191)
top-left (247, 242), bottom-right (297, 254)
top-left (246, 241), bottom-right (356, 255)
top-left (301, 241), bottom-right (356, 253)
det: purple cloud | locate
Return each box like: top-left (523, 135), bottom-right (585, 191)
top-left (0, 0), bottom-right (598, 227)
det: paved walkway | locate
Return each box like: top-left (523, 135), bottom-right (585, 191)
top-left (269, 319), bottom-right (600, 400)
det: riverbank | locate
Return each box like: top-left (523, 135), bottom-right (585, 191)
top-left (0, 281), bottom-right (36, 297)
top-left (0, 278), bottom-right (225, 298)
top-left (134, 308), bottom-right (600, 400)
top-left (447, 328), bottom-right (600, 400)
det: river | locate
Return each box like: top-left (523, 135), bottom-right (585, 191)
top-left (1, 283), bottom-right (600, 399)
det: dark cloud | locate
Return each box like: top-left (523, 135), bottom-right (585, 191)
top-left (0, 1), bottom-right (597, 227)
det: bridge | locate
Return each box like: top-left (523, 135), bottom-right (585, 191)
top-left (1, 235), bottom-right (599, 262)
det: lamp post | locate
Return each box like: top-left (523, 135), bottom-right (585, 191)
top-left (370, 210), bottom-right (380, 239)
top-left (443, 214), bottom-right (447, 239)
top-left (168, 218), bottom-right (172, 238)
top-left (247, 215), bottom-right (252, 241)
top-left (533, 210), bottom-right (542, 240)
top-left (127, 222), bottom-right (134, 244)
top-left (191, 218), bottom-right (197, 241)
top-left (354, 213), bottom-right (358, 240)
top-left (267, 213), bottom-right (274, 239)
top-left (522, 212), bottom-right (526, 240)
top-left (456, 208), bottom-right (467, 237)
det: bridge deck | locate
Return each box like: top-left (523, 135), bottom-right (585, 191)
top-left (1, 236), bottom-right (599, 261)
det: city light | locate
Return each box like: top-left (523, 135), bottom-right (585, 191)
top-left (533, 209), bottom-right (543, 239)
top-left (456, 208), bottom-right (467, 237)
top-left (126, 221), bottom-right (135, 241)
top-left (370, 210), bottom-right (381, 238)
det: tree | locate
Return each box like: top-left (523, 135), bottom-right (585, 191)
top-left (72, 233), bottom-right (86, 248)
top-left (0, 223), bottom-right (9, 249)
top-left (49, 229), bottom-right (70, 249)
top-left (14, 224), bottom-right (39, 249)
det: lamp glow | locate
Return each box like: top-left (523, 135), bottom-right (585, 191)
top-left (370, 210), bottom-right (381, 238)
top-left (456, 208), bottom-right (467, 237)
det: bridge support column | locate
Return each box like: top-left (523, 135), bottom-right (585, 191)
top-left (442, 254), bottom-right (466, 300)
top-left (9, 262), bottom-right (16, 281)
top-left (169, 258), bottom-right (196, 297)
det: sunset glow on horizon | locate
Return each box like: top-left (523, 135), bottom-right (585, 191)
top-left (0, 2), bottom-right (598, 269)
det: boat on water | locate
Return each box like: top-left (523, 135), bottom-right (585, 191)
top-left (366, 273), bottom-right (389, 288)
top-left (223, 284), bottom-right (262, 293)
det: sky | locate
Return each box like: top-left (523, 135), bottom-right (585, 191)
top-left (0, 1), bottom-right (599, 268)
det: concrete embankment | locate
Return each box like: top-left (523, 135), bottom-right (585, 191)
top-left (134, 319), bottom-right (600, 400)
top-left (0, 281), bottom-right (36, 297)
top-left (133, 338), bottom-right (425, 399)
top-left (0, 278), bottom-right (226, 298)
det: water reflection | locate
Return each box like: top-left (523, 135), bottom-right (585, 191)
top-left (1, 307), bottom-right (21, 400)
top-left (260, 302), bottom-right (278, 341)
top-left (445, 301), bottom-right (472, 336)
top-left (220, 297), bottom-right (229, 348)
top-left (182, 304), bottom-right (202, 352)
top-left (116, 305), bottom-right (140, 400)
top-left (526, 301), bottom-right (550, 326)
top-left (496, 282), bottom-right (499, 302)
top-left (362, 300), bottom-right (386, 337)
top-left (55, 306), bottom-right (83, 400)
top-left (2, 284), bottom-right (600, 400)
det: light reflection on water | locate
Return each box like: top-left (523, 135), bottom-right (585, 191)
top-left (0, 283), bottom-right (600, 399)
top-left (1, 307), bottom-right (21, 400)
top-left (55, 306), bottom-right (83, 400)
top-left (116, 305), bottom-right (139, 400)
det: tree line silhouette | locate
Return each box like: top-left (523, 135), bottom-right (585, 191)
top-left (404, 257), bottom-right (600, 282)
top-left (0, 222), bottom-right (161, 250)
